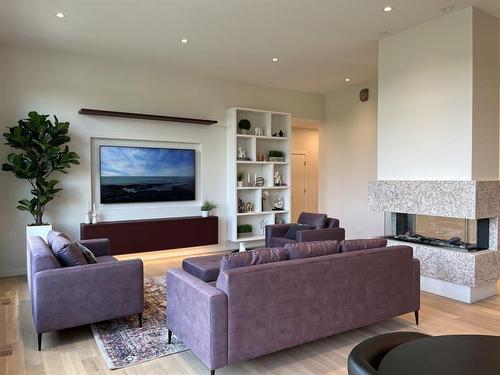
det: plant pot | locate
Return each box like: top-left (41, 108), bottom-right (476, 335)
top-left (269, 157), bottom-right (285, 162)
top-left (26, 224), bottom-right (52, 287)
top-left (201, 210), bottom-right (209, 218)
top-left (239, 129), bottom-right (247, 135)
top-left (237, 180), bottom-right (243, 187)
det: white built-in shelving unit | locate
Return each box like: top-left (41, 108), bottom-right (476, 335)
top-left (226, 107), bottom-right (292, 242)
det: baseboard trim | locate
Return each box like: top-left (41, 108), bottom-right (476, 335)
top-left (421, 276), bottom-right (496, 303)
top-left (0, 267), bottom-right (27, 278)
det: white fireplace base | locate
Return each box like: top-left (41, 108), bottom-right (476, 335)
top-left (421, 276), bottom-right (496, 304)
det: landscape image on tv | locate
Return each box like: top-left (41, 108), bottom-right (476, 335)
top-left (100, 145), bottom-right (196, 204)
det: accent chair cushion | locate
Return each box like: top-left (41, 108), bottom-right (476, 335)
top-left (220, 248), bottom-right (288, 272)
top-left (285, 240), bottom-right (340, 260)
top-left (284, 223), bottom-right (313, 240)
top-left (77, 243), bottom-right (97, 264)
top-left (339, 238), bottom-right (388, 253)
top-left (51, 233), bottom-right (87, 267)
top-left (297, 212), bottom-right (328, 229)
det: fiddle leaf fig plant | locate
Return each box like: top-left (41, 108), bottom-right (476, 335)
top-left (2, 111), bottom-right (80, 225)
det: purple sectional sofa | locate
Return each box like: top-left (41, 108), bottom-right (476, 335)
top-left (167, 241), bottom-right (420, 374)
top-left (28, 233), bottom-right (144, 350)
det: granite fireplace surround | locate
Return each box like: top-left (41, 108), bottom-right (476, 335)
top-left (368, 180), bottom-right (500, 303)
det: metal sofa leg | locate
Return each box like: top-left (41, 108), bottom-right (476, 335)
top-left (38, 333), bottom-right (42, 351)
top-left (138, 313), bottom-right (143, 327)
top-left (414, 310), bottom-right (419, 325)
top-left (168, 329), bottom-right (172, 344)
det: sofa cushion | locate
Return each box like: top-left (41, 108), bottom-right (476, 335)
top-left (183, 253), bottom-right (227, 282)
top-left (284, 223), bottom-right (313, 240)
top-left (220, 248), bottom-right (288, 272)
top-left (51, 233), bottom-right (87, 267)
top-left (339, 238), bottom-right (388, 253)
top-left (76, 243), bottom-right (97, 264)
top-left (47, 230), bottom-right (63, 248)
top-left (285, 240), bottom-right (340, 260)
top-left (297, 212), bottom-right (328, 229)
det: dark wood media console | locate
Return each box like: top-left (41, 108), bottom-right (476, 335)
top-left (80, 216), bottom-right (218, 255)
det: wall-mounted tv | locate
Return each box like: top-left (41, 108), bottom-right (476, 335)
top-left (100, 145), bottom-right (196, 204)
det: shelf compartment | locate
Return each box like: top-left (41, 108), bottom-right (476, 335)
top-left (236, 110), bottom-right (271, 136)
top-left (237, 213), bottom-right (274, 239)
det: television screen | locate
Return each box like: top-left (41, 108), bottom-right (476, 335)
top-left (100, 145), bottom-right (196, 204)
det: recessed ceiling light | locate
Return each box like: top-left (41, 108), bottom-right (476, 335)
top-left (345, 78), bottom-right (351, 82)
top-left (441, 6), bottom-right (455, 13)
top-left (180, 38), bottom-right (189, 44)
top-left (383, 6), bottom-right (393, 12)
top-left (55, 12), bottom-right (65, 18)
top-left (272, 57), bottom-right (279, 62)
top-left (378, 31), bottom-right (390, 37)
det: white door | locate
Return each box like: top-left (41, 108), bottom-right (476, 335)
top-left (291, 153), bottom-right (307, 222)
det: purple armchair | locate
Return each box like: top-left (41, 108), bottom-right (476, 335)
top-left (28, 235), bottom-right (144, 351)
top-left (265, 212), bottom-right (345, 247)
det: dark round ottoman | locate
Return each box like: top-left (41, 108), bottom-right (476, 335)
top-left (347, 331), bottom-right (430, 375)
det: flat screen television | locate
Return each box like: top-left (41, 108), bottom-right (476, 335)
top-left (100, 145), bottom-right (196, 204)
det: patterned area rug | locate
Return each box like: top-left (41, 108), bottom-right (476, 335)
top-left (91, 276), bottom-right (188, 369)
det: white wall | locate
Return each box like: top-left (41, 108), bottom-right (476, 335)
top-left (291, 125), bottom-right (319, 213)
top-left (0, 45), bottom-right (324, 276)
top-left (319, 82), bottom-right (384, 239)
top-left (378, 8), bottom-right (499, 181)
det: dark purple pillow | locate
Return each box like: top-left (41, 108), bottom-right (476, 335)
top-left (284, 223), bottom-right (313, 240)
top-left (51, 233), bottom-right (87, 267)
top-left (285, 240), bottom-right (339, 259)
top-left (220, 248), bottom-right (288, 272)
top-left (339, 238), bottom-right (388, 253)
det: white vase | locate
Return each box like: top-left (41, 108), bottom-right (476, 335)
top-left (237, 181), bottom-right (243, 187)
top-left (26, 224), bottom-right (52, 288)
top-left (201, 210), bottom-right (209, 218)
top-left (239, 242), bottom-right (246, 252)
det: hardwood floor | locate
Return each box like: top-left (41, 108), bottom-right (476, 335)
top-left (1, 248), bottom-right (500, 375)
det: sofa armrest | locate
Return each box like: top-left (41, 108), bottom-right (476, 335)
top-left (167, 269), bottom-right (228, 371)
top-left (296, 227), bottom-right (345, 243)
top-left (33, 259), bottom-right (143, 333)
top-left (78, 238), bottom-right (110, 257)
top-left (265, 224), bottom-right (291, 247)
top-left (412, 258), bottom-right (421, 310)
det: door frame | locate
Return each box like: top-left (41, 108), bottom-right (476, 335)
top-left (291, 151), bottom-right (309, 214)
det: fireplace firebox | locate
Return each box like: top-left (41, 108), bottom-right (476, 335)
top-left (385, 213), bottom-right (489, 251)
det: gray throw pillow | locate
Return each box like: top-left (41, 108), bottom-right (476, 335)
top-left (285, 240), bottom-right (339, 259)
top-left (51, 233), bottom-right (87, 267)
top-left (220, 247), bottom-right (288, 272)
top-left (339, 238), bottom-right (388, 253)
top-left (284, 223), bottom-right (313, 240)
top-left (76, 243), bottom-right (97, 264)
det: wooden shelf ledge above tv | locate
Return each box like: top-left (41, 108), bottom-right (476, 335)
top-left (78, 108), bottom-right (218, 125)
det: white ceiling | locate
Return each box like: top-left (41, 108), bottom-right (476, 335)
top-left (1, 0), bottom-right (500, 93)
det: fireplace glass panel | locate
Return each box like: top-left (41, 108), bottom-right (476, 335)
top-left (385, 213), bottom-right (489, 251)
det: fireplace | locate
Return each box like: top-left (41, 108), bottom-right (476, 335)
top-left (385, 213), bottom-right (489, 251)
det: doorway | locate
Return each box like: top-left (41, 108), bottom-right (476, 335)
top-left (291, 121), bottom-right (320, 222)
top-left (291, 153), bottom-right (307, 222)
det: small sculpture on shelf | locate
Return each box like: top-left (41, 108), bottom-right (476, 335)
top-left (255, 127), bottom-right (263, 136)
top-left (274, 171), bottom-right (282, 186)
top-left (245, 202), bottom-right (254, 212)
top-left (238, 198), bottom-right (245, 213)
top-left (263, 191), bottom-right (285, 211)
top-left (258, 219), bottom-right (267, 235)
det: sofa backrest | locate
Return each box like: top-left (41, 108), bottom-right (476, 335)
top-left (216, 245), bottom-right (419, 365)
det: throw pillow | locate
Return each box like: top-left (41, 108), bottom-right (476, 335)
top-left (339, 238), bottom-right (388, 253)
top-left (284, 223), bottom-right (313, 240)
top-left (76, 243), bottom-right (97, 264)
top-left (285, 240), bottom-right (339, 259)
top-left (220, 247), bottom-right (288, 272)
top-left (47, 230), bottom-right (65, 247)
top-left (51, 233), bottom-right (87, 267)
